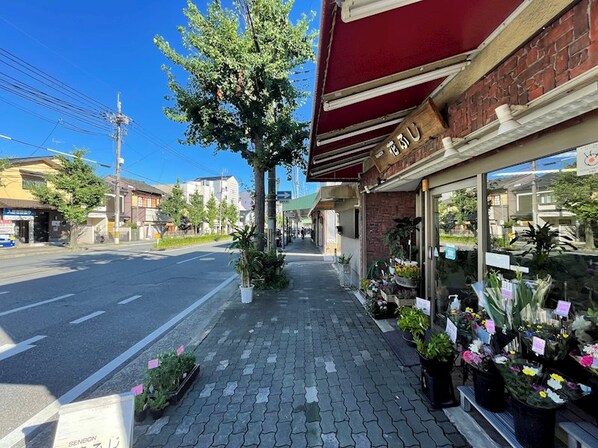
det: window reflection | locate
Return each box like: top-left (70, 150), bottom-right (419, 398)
top-left (487, 145), bottom-right (598, 311)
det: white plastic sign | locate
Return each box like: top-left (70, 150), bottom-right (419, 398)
top-left (555, 300), bottom-right (571, 317)
top-left (532, 336), bottom-right (546, 356)
top-left (445, 319), bottom-right (458, 343)
top-left (415, 297), bottom-right (431, 316)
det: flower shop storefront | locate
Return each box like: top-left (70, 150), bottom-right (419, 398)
top-left (307, 0), bottom-right (598, 446)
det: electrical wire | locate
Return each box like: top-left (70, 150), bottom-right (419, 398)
top-left (29, 121), bottom-right (59, 156)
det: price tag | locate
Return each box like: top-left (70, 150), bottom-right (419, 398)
top-left (555, 300), bottom-right (571, 317)
top-left (593, 358), bottom-right (598, 368)
top-left (176, 345), bottom-right (185, 356)
top-left (416, 297), bottom-right (431, 316)
top-left (445, 319), bottom-right (458, 343)
top-left (532, 336), bottom-right (546, 356)
top-left (501, 280), bottom-right (513, 300)
top-left (131, 384), bottom-right (143, 396)
top-left (148, 359), bottom-right (160, 369)
top-left (445, 246), bottom-right (457, 261)
top-left (485, 319), bottom-right (496, 335)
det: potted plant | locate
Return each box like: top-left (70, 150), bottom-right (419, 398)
top-left (397, 306), bottom-right (429, 346)
top-left (145, 350), bottom-right (200, 405)
top-left (147, 390), bottom-right (169, 419)
top-left (495, 355), bottom-right (591, 448)
top-left (462, 339), bottom-right (505, 412)
top-left (383, 216), bottom-right (421, 260)
top-left (229, 224), bottom-right (259, 303)
top-left (394, 262), bottom-right (420, 288)
top-left (415, 332), bottom-right (456, 408)
top-left (134, 391), bottom-right (148, 422)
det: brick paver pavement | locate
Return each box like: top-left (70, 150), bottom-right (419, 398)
top-left (133, 239), bottom-right (470, 447)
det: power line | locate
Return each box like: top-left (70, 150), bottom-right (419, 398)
top-left (29, 121), bottom-right (59, 157)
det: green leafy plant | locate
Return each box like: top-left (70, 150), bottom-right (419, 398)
top-left (337, 253), bottom-right (352, 265)
top-left (397, 306), bottom-right (429, 339)
top-left (135, 392), bottom-right (147, 413)
top-left (510, 222), bottom-right (577, 270)
top-left (253, 249), bottom-right (288, 290)
top-left (383, 217), bottom-right (421, 260)
top-left (229, 224), bottom-right (258, 287)
top-left (147, 390), bottom-right (169, 411)
top-left (145, 350), bottom-right (197, 394)
top-left (415, 332), bottom-right (454, 363)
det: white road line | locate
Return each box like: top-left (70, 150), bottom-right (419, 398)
top-left (0, 291), bottom-right (9, 295)
top-left (70, 311), bottom-right (105, 324)
top-left (176, 252), bottom-right (216, 264)
top-left (0, 294), bottom-right (74, 317)
top-left (0, 335), bottom-right (46, 362)
top-left (118, 295), bottom-right (142, 305)
top-left (200, 258), bottom-right (216, 261)
top-left (0, 273), bottom-right (237, 448)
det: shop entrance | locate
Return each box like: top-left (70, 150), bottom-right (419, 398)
top-left (429, 178), bottom-right (478, 325)
top-left (34, 211), bottom-right (49, 242)
top-left (15, 220), bottom-right (29, 243)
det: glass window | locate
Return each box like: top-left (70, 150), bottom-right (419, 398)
top-left (432, 185), bottom-right (478, 324)
top-left (22, 175), bottom-right (46, 190)
top-left (487, 144), bottom-right (598, 311)
top-left (137, 197), bottom-right (142, 207)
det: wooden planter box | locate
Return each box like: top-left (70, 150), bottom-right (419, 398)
top-left (167, 364), bottom-right (201, 406)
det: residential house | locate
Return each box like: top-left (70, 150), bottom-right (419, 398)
top-left (0, 156), bottom-right (68, 244)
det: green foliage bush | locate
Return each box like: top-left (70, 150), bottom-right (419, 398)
top-left (145, 351), bottom-right (197, 394)
top-left (253, 250), bottom-right (288, 290)
top-left (154, 234), bottom-right (230, 249)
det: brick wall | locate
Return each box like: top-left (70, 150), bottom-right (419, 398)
top-left (364, 191), bottom-right (416, 267)
top-left (362, 0), bottom-right (598, 187)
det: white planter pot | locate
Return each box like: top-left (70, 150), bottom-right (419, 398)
top-left (240, 285), bottom-right (254, 303)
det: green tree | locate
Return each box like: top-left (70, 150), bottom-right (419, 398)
top-left (206, 195), bottom-right (219, 232)
top-left (30, 150), bottom-right (106, 248)
top-left (154, 0), bottom-right (315, 250)
top-left (187, 191), bottom-right (205, 234)
top-left (552, 169), bottom-right (598, 250)
top-left (224, 200), bottom-right (238, 229)
top-left (160, 180), bottom-right (187, 229)
top-left (0, 159), bottom-right (10, 187)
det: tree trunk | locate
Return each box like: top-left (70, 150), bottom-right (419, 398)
top-left (585, 221), bottom-right (595, 250)
top-left (253, 164), bottom-right (266, 251)
top-left (69, 222), bottom-right (78, 249)
top-left (267, 167), bottom-right (277, 251)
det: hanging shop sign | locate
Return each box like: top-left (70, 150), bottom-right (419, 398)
top-left (3, 208), bottom-right (33, 217)
top-left (370, 99), bottom-right (447, 173)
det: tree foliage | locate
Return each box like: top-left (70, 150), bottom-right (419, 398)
top-left (224, 199), bottom-right (239, 228)
top-left (206, 195), bottom-right (219, 231)
top-left (187, 190), bottom-right (205, 233)
top-left (552, 169), bottom-right (598, 249)
top-left (30, 150), bottom-right (106, 248)
top-left (160, 180), bottom-right (187, 229)
top-left (0, 159), bottom-right (10, 187)
top-left (154, 0), bottom-right (316, 249)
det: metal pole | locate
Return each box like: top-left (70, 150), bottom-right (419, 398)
top-left (114, 94), bottom-right (122, 245)
top-left (267, 167), bottom-right (276, 251)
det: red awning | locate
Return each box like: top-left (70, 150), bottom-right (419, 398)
top-left (307, 0), bottom-right (525, 182)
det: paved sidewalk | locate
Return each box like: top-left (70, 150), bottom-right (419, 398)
top-left (133, 238), bottom-right (470, 448)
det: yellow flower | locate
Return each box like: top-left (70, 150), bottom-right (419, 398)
top-left (539, 391), bottom-right (547, 398)
top-left (527, 324), bottom-right (531, 328)
top-left (536, 325), bottom-right (543, 329)
top-left (482, 320), bottom-right (486, 326)
top-left (509, 350), bottom-right (517, 355)
top-left (550, 373), bottom-right (564, 382)
top-left (465, 307), bottom-right (473, 313)
top-left (563, 333), bottom-right (569, 339)
top-left (522, 367), bottom-right (537, 376)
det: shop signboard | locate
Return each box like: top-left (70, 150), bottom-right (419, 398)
top-left (3, 208), bottom-right (33, 217)
top-left (53, 393), bottom-right (134, 448)
top-left (577, 142), bottom-right (598, 176)
top-left (0, 220), bottom-right (15, 248)
top-left (370, 99), bottom-right (447, 173)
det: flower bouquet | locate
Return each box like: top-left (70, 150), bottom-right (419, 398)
top-left (571, 342), bottom-right (598, 376)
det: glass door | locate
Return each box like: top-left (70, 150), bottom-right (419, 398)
top-left (430, 179), bottom-right (478, 325)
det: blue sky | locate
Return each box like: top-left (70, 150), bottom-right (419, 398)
top-left (0, 0), bottom-right (319, 197)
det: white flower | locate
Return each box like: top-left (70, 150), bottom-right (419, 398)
top-left (494, 355), bottom-right (508, 364)
top-left (469, 339), bottom-right (483, 354)
top-left (523, 365), bottom-right (541, 376)
top-left (547, 378), bottom-right (562, 390)
top-left (582, 344), bottom-right (598, 358)
top-left (545, 388), bottom-right (565, 404)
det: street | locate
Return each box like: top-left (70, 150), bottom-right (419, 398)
top-left (0, 242), bottom-right (236, 446)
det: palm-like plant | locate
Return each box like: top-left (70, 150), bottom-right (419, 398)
top-left (229, 225), bottom-right (258, 287)
top-left (510, 222), bottom-right (576, 270)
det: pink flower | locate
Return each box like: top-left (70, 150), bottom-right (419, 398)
top-left (462, 351), bottom-right (472, 363)
top-left (580, 355), bottom-right (593, 368)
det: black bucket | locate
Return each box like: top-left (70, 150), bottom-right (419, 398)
top-left (473, 367), bottom-right (505, 412)
top-left (511, 398), bottom-right (557, 448)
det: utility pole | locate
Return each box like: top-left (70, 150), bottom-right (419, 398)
top-left (112, 93), bottom-right (129, 245)
top-left (267, 167), bottom-right (276, 251)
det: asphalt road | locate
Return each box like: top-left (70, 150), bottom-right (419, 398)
top-left (0, 241), bottom-right (237, 446)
